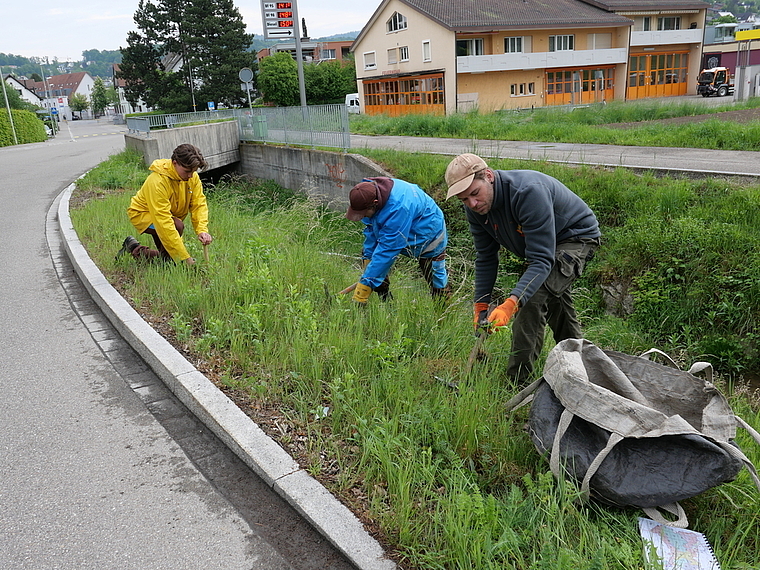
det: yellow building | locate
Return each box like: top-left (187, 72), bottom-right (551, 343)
top-left (351, 0), bottom-right (708, 114)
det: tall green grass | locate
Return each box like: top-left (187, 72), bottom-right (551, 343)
top-left (71, 150), bottom-right (760, 569)
top-left (350, 98), bottom-right (760, 151)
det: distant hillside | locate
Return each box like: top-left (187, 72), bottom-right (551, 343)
top-left (316, 32), bottom-right (360, 41)
top-left (0, 50), bottom-right (120, 80)
top-left (250, 31), bottom-right (359, 52)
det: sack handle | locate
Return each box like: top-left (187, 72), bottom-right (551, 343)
top-left (640, 348), bottom-right (714, 382)
top-left (504, 378), bottom-right (543, 413)
top-left (640, 348), bottom-right (679, 367)
top-left (642, 503), bottom-right (689, 528)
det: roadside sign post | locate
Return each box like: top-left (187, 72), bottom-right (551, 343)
top-left (260, 0), bottom-right (307, 108)
top-left (239, 67), bottom-right (255, 112)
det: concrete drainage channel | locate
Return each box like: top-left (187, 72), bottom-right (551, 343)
top-left (55, 182), bottom-right (396, 570)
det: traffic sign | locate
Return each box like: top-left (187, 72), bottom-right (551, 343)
top-left (239, 67), bottom-right (254, 83)
top-left (266, 29), bottom-right (294, 37)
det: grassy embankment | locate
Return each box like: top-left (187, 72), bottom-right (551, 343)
top-left (70, 107), bottom-right (760, 569)
top-left (350, 97), bottom-right (760, 151)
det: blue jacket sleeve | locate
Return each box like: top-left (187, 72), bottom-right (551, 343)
top-left (360, 202), bottom-right (413, 288)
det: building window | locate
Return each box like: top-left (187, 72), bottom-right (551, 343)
top-left (510, 82), bottom-right (535, 96)
top-left (456, 38), bottom-right (484, 56)
top-left (643, 17), bottom-right (651, 31)
top-left (387, 48), bottom-right (398, 65)
top-left (364, 51), bottom-right (376, 70)
top-left (321, 49), bottom-right (336, 60)
top-left (362, 73), bottom-right (445, 112)
top-left (399, 46), bottom-right (409, 62)
top-left (387, 12), bottom-right (407, 33)
top-left (422, 40), bottom-right (431, 62)
top-left (658, 17), bottom-right (681, 31)
top-left (549, 35), bottom-right (574, 51)
top-left (587, 33), bottom-right (611, 49)
top-left (504, 37), bottom-right (523, 53)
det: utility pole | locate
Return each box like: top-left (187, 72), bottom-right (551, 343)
top-left (292, 2), bottom-right (307, 108)
top-left (40, 64), bottom-right (57, 135)
top-left (1, 66), bottom-right (19, 145)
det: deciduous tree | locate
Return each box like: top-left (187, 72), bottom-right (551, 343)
top-left (257, 51), bottom-right (299, 107)
top-left (304, 58), bottom-right (357, 105)
top-left (69, 93), bottom-right (89, 118)
top-left (90, 77), bottom-right (110, 117)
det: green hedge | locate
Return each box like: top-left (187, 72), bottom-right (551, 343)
top-left (0, 109), bottom-right (47, 146)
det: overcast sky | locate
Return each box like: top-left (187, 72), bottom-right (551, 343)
top-left (1, 0), bottom-right (377, 62)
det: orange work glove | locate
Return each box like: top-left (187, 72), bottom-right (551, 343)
top-left (473, 302), bottom-right (490, 331)
top-left (352, 283), bottom-right (372, 305)
top-left (487, 297), bottom-right (519, 329)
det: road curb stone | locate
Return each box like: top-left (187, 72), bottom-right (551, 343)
top-left (58, 182), bottom-right (396, 570)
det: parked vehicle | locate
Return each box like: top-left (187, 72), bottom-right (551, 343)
top-left (696, 67), bottom-right (734, 97)
top-left (346, 93), bottom-right (361, 114)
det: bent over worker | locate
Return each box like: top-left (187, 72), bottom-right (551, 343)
top-left (116, 143), bottom-right (213, 266)
top-left (345, 177), bottom-right (450, 304)
top-left (445, 153), bottom-right (600, 384)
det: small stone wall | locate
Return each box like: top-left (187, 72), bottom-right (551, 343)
top-left (238, 143), bottom-right (389, 211)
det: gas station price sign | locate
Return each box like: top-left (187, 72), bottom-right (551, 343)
top-left (261, 0), bottom-right (297, 38)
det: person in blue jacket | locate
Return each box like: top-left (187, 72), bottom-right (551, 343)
top-left (344, 177), bottom-right (449, 304)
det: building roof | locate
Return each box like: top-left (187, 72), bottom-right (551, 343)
top-left (578, 0), bottom-right (709, 11)
top-left (45, 72), bottom-right (91, 91)
top-left (28, 71), bottom-right (92, 98)
top-left (396, 0), bottom-right (633, 31)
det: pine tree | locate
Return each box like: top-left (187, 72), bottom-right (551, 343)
top-left (118, 0), bottom-right (256, 113)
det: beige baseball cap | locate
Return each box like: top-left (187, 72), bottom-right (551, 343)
top-left (444, 153), bottom-right (488, 199)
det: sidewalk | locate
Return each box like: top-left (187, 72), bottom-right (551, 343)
top-left (57, 186), bottom-right (395, 570)
top-left (351, 135), bottom-right (760, 179)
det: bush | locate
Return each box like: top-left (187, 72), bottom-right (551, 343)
top-left (0, 109), bottom-right (47, 146)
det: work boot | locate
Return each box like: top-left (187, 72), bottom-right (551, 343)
top-left (375, 278), bottom-right (393, 301)
top-left (115, 236), bottom-right (140, 260)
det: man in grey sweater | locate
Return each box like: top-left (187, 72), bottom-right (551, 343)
top-left (445, 153), bottom-right (601, 384)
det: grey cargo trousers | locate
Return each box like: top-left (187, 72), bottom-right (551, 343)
top-left (507, 237), bottom-right (600, 384)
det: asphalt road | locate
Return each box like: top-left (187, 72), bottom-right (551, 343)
top-left (0, 119), bottom-right (355, 570)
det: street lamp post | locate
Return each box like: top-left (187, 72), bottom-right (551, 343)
top-left (40, 64), bottom-right (57, 136)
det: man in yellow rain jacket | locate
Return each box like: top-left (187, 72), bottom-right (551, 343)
top-left (116, 144), bottom-right (213, 266)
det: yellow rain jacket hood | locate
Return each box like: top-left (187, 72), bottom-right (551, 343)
top-left (127, 158), bottom-right (209, 261)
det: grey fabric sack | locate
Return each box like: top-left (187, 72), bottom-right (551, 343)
top-left (522, 339), bottom-right (760, 515)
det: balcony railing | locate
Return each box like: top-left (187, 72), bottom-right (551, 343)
top-left (457, 48), bottom-right (628, 73)
top-left (630, 28), bottom-right (703, 47)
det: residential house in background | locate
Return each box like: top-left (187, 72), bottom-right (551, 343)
top-left (31, 71), bottom-right (95, 120)
top-left (2, 74), bottom-right (44, 107)
top-left (256, 39), bottom-right (354, 63)
top-left (112, 64), bottom-right (152, 116)
top-left (351, 0), bottom-right (709, 115)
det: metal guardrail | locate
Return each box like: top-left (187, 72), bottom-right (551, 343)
top-left (126, 116), bottom-right (151, 134)
top-left (236, 105), bottom-right (350, 151)
top-left (126, 110), bottom-right (237, 136)
top-left (125, 105), bottom-right (350, 151)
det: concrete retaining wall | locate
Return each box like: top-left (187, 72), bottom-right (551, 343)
top-left (123, 122), bottom-right (389, 210)
top-left (238, 143), bottom-right (389, 210)
top-left (125, 121), bottom-right (240, 171)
